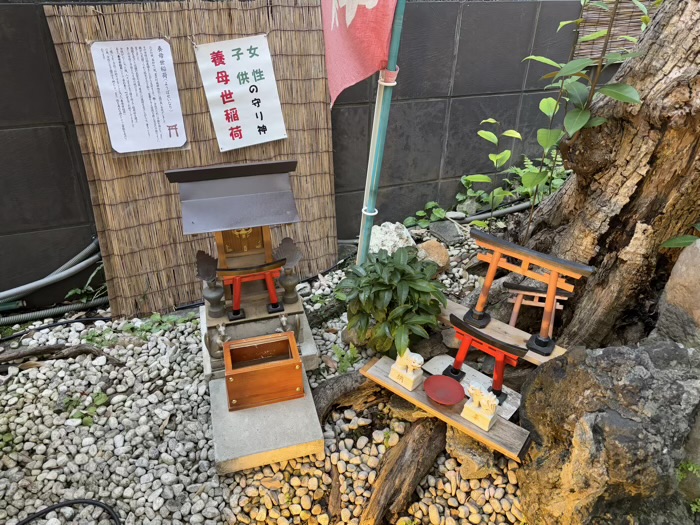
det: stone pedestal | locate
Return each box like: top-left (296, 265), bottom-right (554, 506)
top-left (389, 363), bottom-right (424, 391)
top-left (461, 401), bottom-right (496, 431)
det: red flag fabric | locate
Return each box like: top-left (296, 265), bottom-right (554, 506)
top-left (322, 0), bottom-right (398, 106)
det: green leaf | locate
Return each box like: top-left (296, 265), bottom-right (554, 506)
top-left (502, 130), bottom-right (522, 140)
top-left (565, 81), bottom-right (590, 108)
top-left (521, 169), bottom-right (548, 189)
top-left (394, 325), bottom-right (410, 355)
top-left (456, 192), bottom-right (467, 202)
top-left (431, 208), bottom-right (446, 220)
top-left (480, 118), bottom-right (498, 125)
top-left (407, 324), bottom-right (430, 339)
top-left (403, 216), bottom-right (418, 228)
top-left (93, 392), bottom-right (109, 406)
top-left (3, 433), bottom-right (13, 443)
top-left (425, 201), bottom-right (440, 210)
top-left (537, 129), bottom-right (565, 151)
top-left (641, 14), bottom-right (651, 27)
top-left (464, 174), bottom-right (492, 184)
top-left (555, 58), bottom-right (595, 79)
top-left (694, 223), bottom-right (700, 232)
top-left (415, 210), bottom-right (427, 218)
top-left (522, 55), bottom-right (561, 69)
top-left (584, 116), bottom-right (608, 128)
top-left (393, 248), bottom-right (409, 266)
top-left (539, 98), bottom-right (560, 118)
top-left (408, 280), bottom-right (434, 293)
top-left (489, 150), bottom-right (511, 169)
top-left (599, 83), bottom-right (642, 104)
top-left (396, 281), bottom-right (409, 305)
top-left (335, 291), bottom-right (348, 301)
top-left (557, 19), bottom-right (583, 32)
top-left (661, 235), bottom-right (699, 248)
top-left (618, 35), bottom-right (638, 43)
top-left (580, 29), bottom-right (608, 43)
top-left (469, 220), bottom-right (489, 229)
top-left (590, 1), bottom-right (609, 9)
top-left (631, 0), bottom-right (648, 15)
top-left (477, 130), bottom-right (498, 145)
top-left (564, 108), bottom-right (591, 136)
top-left (418, 219), bottom-right (431, 229)
top-left (82, 416), bottom-right (94, 427)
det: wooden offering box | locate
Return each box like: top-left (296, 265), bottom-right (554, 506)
top-left (223, 332), bottom-right (304, 411)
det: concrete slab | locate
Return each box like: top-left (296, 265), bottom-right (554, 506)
top-left (210, 370), bottom-right (324, 474)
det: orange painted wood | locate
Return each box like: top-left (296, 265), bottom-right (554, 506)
top-left (477, 253), bottom-right (575, 293)
top-left (223, 332), bottom-right (304, 411)
top-left (475, 240), bottom-right (589, 280)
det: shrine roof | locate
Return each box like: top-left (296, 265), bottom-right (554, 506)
top-left (166, 161), bottom-right (300, 235)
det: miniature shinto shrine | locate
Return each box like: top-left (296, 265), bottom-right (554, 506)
top-left (167, 160), bottom-right (323, 473)
top-left (361, 229), bottom-right (594, 461)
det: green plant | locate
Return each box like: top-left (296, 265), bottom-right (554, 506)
top-left (65, 262), bottom-right (107, 303)
top-left (403, 201), bottom-right (447, 229)
top-left (61, 393), bottom-right (108, 427)
top-left (456, 120), bottom-right (518, 226)
top-left (661, 224), bottom-right (700, 248)
top-left (334, 247), bottom-right (446, 355)
top-left (333, 344), bottom-right (360, 373)
top-left (121, 311), bottom-right (199, 340)
top-left (678, 461), bottom-right (700, 482)
top-left (506, 153), bottom-right (572, 205)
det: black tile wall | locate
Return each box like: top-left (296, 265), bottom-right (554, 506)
top-left (0, 4), bottom-right (95, 304)
top-left (332, 106), bottom-right (370, 193)
top-left (393, 2), bottom-right (460, 100)
top-left (0, 5), bottom-right (65, 127)
top-left (381, 100), bottom-right (448, 186)
top-left (442, 94), bottom-right (521, 180)
top-left (453, 2), bottom-right (538, 96)
top-left (524, 1), bottom-right (582, 90)
top-left (0, 126), bottom-right (91, 235)
top-left (331, 0), bottom-right (582, 239)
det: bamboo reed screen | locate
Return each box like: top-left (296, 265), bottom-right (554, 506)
top-left (574, 0), bottom-right (656, 59)
top-left (44, 0), bottom-right (337, 318)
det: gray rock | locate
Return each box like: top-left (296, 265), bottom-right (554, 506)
top-left (519, 341), bottom-right (700, 525)
top-left (369, 222), bottom-right (416, 255)
top-left (446, 211), bottom-right (466, 220)
top-left (429, 221), bottom-right (464, 246)
top-left (655, 239), bottom-right (700, 348)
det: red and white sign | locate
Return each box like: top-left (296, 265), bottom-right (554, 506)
top-left (322, 0), bottom-right (398, 106)
top-left (195, 35), bottom-right (287, 152)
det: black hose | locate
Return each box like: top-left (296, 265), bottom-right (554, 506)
top-left (0, 317), bottom-right (112, 343)
top-left (16, 499), bottom-right (121, 525)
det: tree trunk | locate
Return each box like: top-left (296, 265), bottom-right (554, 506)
top-left (524, 0), bottom-right (700, 347)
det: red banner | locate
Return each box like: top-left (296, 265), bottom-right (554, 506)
top-left (322, 0), bottom-right (398, 106)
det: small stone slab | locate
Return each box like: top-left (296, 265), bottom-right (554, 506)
top-left (210, 370), bottom-right (324, 474)
top-left (429, 220), bottom-right (464, 245)
top-left (422, 355), bottom-right (520, 421)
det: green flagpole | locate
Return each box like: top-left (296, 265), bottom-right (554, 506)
top-left (356, 0), bottom-right (407, 265)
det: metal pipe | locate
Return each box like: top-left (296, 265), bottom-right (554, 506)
top-left (356, 0), bottom-right (407, 265)
top-left (459, 201), bottom-right (533, 223)
top-left (0, 239), bottom-right (100, 304)
top-left (0, 297), bottom-right (109, 326)
top-left (0, 254), bottom-right (101, 302)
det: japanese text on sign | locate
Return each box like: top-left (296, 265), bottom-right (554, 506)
top-left (194, 35), bottom-right (287, 152)
top-left (91, 40), bottom-right (186, 154)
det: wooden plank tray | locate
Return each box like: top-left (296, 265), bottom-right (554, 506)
top-left (440, 300), bottom-right (567, 366)
top-left (361, 357), bottom-right (531, 462)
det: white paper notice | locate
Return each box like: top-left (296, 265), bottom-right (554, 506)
top-left (194, 35), bottom-right (287, 152)
top-left (91, 40), bottom-right (187, 153)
